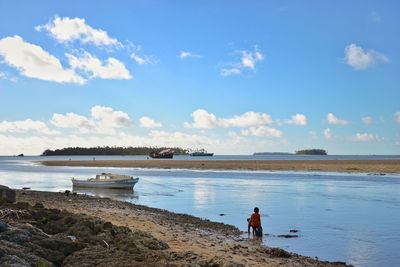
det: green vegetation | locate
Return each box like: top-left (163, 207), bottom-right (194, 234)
top-left (41, 146), bottom-right (189, 156)
top-left (295, 149), bottom-right (327, 155)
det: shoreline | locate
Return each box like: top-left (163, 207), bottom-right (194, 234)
top-left (14, 190), bottom-right (349, 266)
top-left (39, 159), bottom-right (400, 173)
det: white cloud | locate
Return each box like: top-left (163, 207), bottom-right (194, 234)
top-left (126, 42), bottom-right (156, 65)
top-left (309, 131), bottom-right (317, 139)
top-left (66, 51), bottom-right (131, 80)
top-left (50, 112), bottom-right (93, 131)
top-left (241, 126), bottom-right (283, 138)
top-left (0, 134), bottom-right (54, 155)
top-left (362, 116), bottom-right (373, 125)
top-left (0, 127), bottom-right (285, 155)
top-left (36, 16), bottom-right (121, 47)
top-left (327, 113), bottom-right (349, 125)
top-left (1, 107), bottom-right (130, 141)
top-left (323, 128), bottom-right (333, 140)
top-left (0, 71), bottom-right (17, 82)
top-left (286, 114), bottom-right (307, 125)
top-left (241, 48), bottom-right (264, 70)
top-left (0, 129), bottom-right (222, 155)
top-left (353, 133), bottom-right (380, 142)
top-left (394, 112), bottom-right (400, 124)
top-left (220, 67), bottom-right (241, 77)
top-left (130, 53), bottom-right (155, 65)
top-left (90, 105), bottom-right (132, 129)
top-left (0, 108), bottom-right (287, 155)
top-left (220, 46), bottom-right (264, 76)
top-left (370, 12), bottom-right (382, 23)
top-left (344, 43), bottom-right (388, 70)
top-left (0, 119), bottom-right (58, 135)
top-left (148, 130), bottom-right (215, 147)
top-left (185, 109), bottom-right (273, 129)
top-left (0, 133), bottom-right (136, 155)
top-left (51, 106), bottom-right (132, 134)
top-left (185, 109), bottom-right (218, 129)
top-left (0, 35), bottom-right (85, 84)
top-left (139, 116), bottom-right (162, 128)
top-left (219, 111), bottom-right (273, 128)
top-left (180, 51), bottom-right (202, 59)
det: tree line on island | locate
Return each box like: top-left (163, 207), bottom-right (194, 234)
top-left (295, 149), bottom-right (327, 155)
top-left (41, 146), bottom-right (189, 156)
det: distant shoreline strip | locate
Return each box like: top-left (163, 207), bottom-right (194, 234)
top-left (38, 159), bottom-right (400, 174)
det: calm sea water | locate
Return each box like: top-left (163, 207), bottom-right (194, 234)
top-left (0, 155), bottom-right (399, 267)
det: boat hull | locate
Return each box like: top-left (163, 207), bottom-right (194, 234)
top-left (72, 178), bottom-right (139, 189)
top-left (149, 152), bottom-right (174, 158)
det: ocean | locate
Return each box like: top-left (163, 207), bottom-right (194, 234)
top-left (0, 155), bottom-right (399, 267)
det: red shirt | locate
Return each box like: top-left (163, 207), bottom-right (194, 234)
top-left (250, 212), bottom-right (261, 228)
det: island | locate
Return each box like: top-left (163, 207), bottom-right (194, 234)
top-left (295, 149), bottom-right (327, 155)
top-left (41, 146), bottom-right (189, 156)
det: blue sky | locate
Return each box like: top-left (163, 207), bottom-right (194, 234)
top-left (0, 1), bottom-right (399, 155)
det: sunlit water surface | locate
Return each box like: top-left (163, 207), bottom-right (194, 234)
top-left (0, 156), bottom-right (399, 267)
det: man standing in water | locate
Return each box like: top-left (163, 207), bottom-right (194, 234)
top-left (248, 207), bottom-right (262, 236)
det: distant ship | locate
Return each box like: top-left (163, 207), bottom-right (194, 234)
top-left (189, 150), bottom-right (214, 157)
top-left (149, 149), bottom-right (174, 159)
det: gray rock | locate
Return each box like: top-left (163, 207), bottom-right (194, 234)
top-left (0, 185), bottom-right (16, 203)
top-left (0, 241), bottom-right (52, 267)
top-left (0, 228), bottom-right (33, 245)
top-left (0, 254), bottom-right (30, 267)
top-left (0, 222), bottom-right (9, 233)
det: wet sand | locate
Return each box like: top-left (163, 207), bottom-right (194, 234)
top-left (40, 159), bottom-right (400, 173)
top-left (17, 190), bottom-right (349, 266)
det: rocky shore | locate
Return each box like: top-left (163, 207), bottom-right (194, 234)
top-left (39, 159), bottom-right (400, 174)
top-left (0, 189), bottom-right (351, 266)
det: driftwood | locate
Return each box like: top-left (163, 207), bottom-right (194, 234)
top-left (0, 208), bottom-right (30, 222)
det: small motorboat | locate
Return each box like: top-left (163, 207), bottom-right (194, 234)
top-left (72, 173), bottom-right (139, 189)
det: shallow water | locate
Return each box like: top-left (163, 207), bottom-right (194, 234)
top-left (0, 157), bottom-right (399, 267)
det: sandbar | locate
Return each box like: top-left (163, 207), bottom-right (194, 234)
top-left (39, 159), bottom-right (400, 173)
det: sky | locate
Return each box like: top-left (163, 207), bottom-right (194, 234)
top-left (0, 1), bottom-right (399, 155)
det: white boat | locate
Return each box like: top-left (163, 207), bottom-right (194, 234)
top-left (72, 173), bottom-right (139, 189)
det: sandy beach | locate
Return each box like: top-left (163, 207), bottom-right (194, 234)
top-left (12, 190), bottom-right (349, 266)
top-left (40, 159), bottom-right (400, 173)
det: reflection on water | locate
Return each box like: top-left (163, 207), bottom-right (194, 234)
top-left (193, 179), bottom-right (216, 209)
top-left (0, 158), bottom-right (400, 267)
top-left (72, 187), bottom-right (138, 201)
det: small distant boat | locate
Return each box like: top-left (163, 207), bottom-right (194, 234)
top-left (149, 149), bottom-right (174, 159)
top-left (189, 149), bottom-right (214, 157)
top-left (72, 173), bottom-right (139, 189)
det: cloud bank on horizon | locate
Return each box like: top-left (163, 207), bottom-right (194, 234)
top-left (0, 2), bottom-right (399, 155)
top-left (0, 105), bottom-right (398, 155)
